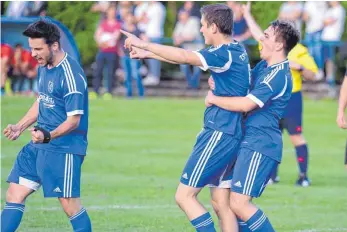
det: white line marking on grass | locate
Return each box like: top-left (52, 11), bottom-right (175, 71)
top-left (28, 204), bottom-right (179, 211)
top-left (295, 229), bottom-right (347, 232)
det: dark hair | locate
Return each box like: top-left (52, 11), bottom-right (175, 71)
top-left (23, 19), bottom-right (60, 46)
top-left (200, 4), bottom-right (234, 36)
top-left (15, 43), bottom-right (23, 48)
top-left (270, 20), bottom-right (299, 55)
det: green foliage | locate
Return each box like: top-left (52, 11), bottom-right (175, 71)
top-left (47, 1), bottom-right (99, 65)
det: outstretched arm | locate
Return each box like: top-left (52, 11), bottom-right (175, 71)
top-left (129, 47), bottom-right (179, 64)
top-left (242, 2), bottom-right (264, 41)
top-left (121, 30), bottom-right (202, 66)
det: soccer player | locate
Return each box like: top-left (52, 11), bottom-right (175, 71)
top-left (241, 3), bottom-right (319, 187)
top-left (337, 70), bottom-right (347, 168)
top-left (205, 4), bottom-right (300, 231)
top-left (122, 4), bottom-right (250, 232)
top-left (1, 20), bottom-right (91, 232)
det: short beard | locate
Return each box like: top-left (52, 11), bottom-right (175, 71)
top-left (45, 48), bottom-right (54, 67)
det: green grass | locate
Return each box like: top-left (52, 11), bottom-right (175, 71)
top-left (1, 96), bottom-right (347, 232)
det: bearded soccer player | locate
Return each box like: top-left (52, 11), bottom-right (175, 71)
top-left (1, 20), bottom-right (91, 232)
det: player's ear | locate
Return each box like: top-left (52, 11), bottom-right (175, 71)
top-left (211, 23), bottom-right (218, 34)
top-left (275, 41), bottom-right (284, 52)
top-left (51, 42), bottom-right (60, 52)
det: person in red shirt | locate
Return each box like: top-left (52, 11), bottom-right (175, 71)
top-left (10, 44), bottom-right (39, 95)
top-left (1, 44), bottom-right (13, 95)
top-left (91, 6), bottom-right (121, 100)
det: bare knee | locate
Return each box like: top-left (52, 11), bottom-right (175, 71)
top-left (211, 198), bottom-right (228, 218)
top-left (59, 198), bottom-right (82, 217)
top-left (229, 193), bottom-right (250, 216)
top-left (6, 184), bottom-right (34, 204)
top-left (175, 184), bottom-right (199, 209)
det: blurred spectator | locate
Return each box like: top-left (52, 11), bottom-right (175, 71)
top-left (322, 1), bottom-right (346, 97)
top-left (173, 10), bottom-right (204, 89)
top-left (227, 1), bottom-right (252, 43)
top-left (10, 43), bottom-right (38, 95)
top-left (119, 11), bottom-right (144, 98)
top-left (136, 2), bottom-right (166, 86)
top-left (1, 44), bottom-right (13, 96)
top-left (90, 1), bottom-right (117, 27)
top-left (117, 1), bottom-right (134, 22)
top-left (5, 1), bottom-right (30, 17)
top-left (26, 1), bottom-right (48, 16)
top-left (278, 1), bottom-right (304, 33)
top-left (303, 1), bottom-right (327, 79)
top-left (91, 6), bottom-right (121, 100)
top-left (134, 2), bottom-right (149, 33)
top-left (178, 2), bottom-right (201, 20)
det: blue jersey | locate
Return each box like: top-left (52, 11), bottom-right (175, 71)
top-left (240, 59), bottom-right (292, 162)
top-left (194, 42), bottom-right (250, 136)
top-left (32, 53), bottom-right (89, 155)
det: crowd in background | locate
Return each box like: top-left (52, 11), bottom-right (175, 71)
top-left (1, 1), bottom-right (346, 99)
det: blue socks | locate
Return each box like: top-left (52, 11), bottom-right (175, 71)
top-left (246, 209), bottom-right (274, 232)
top-left (190, 212), bottom-right (216, 232)
top-left (238, 218), bottom-right (251, 232)
top-left (69, 207), bottom-right (92, 232)
top-left (1, 202), bottom-right (25, 232)
top-left (296, 144), bottom-right (308, 175)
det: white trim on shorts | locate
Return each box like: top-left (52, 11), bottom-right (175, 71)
top-left (19, 176), bottom-right (41, 191)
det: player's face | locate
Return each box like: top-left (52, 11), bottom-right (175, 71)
top-left (200, 16), bottom-right (213, 45)
top-left (28, 38), bottom-right (56, 66)
top-left (259, 26), bottom-right (283, 60)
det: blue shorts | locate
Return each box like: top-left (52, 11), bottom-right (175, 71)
top-left (180, 128), bottom-right (240, 188)
top-left (280, 91), bottom-right (303, 135)
top-left (7, 143), bottom-right (84, 198)
top-left (231, 148), bottom-right (278, 198)
top-left (323, 43), bottom-right (337, 61)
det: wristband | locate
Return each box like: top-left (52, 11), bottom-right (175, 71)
top-left (34, 126), bottom-right (51, 143)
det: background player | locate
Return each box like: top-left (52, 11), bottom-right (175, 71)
top-left (205, 5), bottom-right (300, 231)
top-left (241, 2), bottom-right (320, 187)
top-left (122, 4), bottom-right (250, 232)
top-left (1, 20), bottom-right (91, 232)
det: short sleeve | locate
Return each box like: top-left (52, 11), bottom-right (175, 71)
top-left (247, 70), bottom-right (289, 108)
top-left (298, 52), bottom-right (318, 74)
top-left (193, 47), bottom-right (232, 72)
top-left (61, 62), bottom-right (87, 116)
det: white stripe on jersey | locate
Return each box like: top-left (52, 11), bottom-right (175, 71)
top-left (272, 74), bottom-right (288, 100)
top-left (65, 60), bottom-right (77, 92)
top-left (208, 51), bottom-right (232, 73)
top-left (61, 62), bottom-right (73, 93)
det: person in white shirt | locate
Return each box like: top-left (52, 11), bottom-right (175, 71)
top-left (135, 2), bottom-right (166, 86)
top-left (173, 10), bottom-right (204, 89)
top-left (303, 1), bottom-right (327, 79)
top-left (322, 1), bottom-right (346, 97)
top-left (278, 1), bottom-right (304, 33)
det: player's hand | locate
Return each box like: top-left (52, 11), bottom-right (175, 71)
top-left (336, 111), bottom-right (347, 129)
top-left (129, 47), bottom-right (148, 59)
top-left (208, 76), bottom-right (215, 90)
top-left (121, 30), bottom-right (148, 51)
top-left (29, 127), bottom-right (45, 143)
top-left (205, 90), bottom-right (215, 107)
top-left (3, 124), bottom-right (22, 141)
